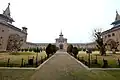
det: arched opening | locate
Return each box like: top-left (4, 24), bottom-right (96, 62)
top-left (59, 44), bottom-right (63, 49)
top-left (6, 34), bottom-right (23, 52)
top-left (106, 39), bottom-right (119, 51)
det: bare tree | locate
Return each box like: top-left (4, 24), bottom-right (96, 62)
top-left (93, 29), bottom-right (106, 55)
top-left (6, 34), bottom-right (24, 53)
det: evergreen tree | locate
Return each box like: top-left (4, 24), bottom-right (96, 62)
top-left (72, 47), bottom-right (78, 58)
top-left (67, 44), bottom-right (73, 54)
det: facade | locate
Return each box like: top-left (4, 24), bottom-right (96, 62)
top-left (24, 31), bottom-right (96, 50)
top-left (102, 11), bottom-right (120, 51)
top-left (55, 32), bottom-right (68, 50)
top-left (0, 3), bottom-right (27, 51)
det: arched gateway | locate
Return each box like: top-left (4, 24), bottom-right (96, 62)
top-left (59, 44), bottom-right (63, 49)
top-left (105, 39), bottom-right (119, 51)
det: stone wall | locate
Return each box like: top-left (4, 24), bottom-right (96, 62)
top-left (0, 22), bottom-right (27, 51)
top-left (102, 27), bottom-right (120, 50)
top-left (0, 24), bottom-right (9, 51)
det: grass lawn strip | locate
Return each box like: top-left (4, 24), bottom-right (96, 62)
top-left (0, 69), bottom-right (35, 80)
top-left (77, 51), bottom-right (120, 68)
top-left (0, 51), bottom-right (47, 67)
top-left (71, 70), bottom-right (115, 80)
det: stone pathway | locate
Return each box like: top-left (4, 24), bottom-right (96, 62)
top-left (30, 50), bottom-right (85, 80)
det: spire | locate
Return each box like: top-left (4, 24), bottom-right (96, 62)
top-left (115, 10), bottom-right (120, 21)
top-left (59, 30), bottom-right (63, 36)
top-left (3, 3), bottom-right (11, 17)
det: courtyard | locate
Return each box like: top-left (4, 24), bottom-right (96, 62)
top-left (0, 50), bottom-right (120, 80)
top-left (0, 1), bottom-right (120, 80)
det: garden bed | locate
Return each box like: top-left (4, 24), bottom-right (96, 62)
top-left (76, 51), bottom-right (120, 68)
top-left (0, 51), bottom-right (50, 68)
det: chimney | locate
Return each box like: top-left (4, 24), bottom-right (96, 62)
top-left (22, 27), bottom-right (27, 33)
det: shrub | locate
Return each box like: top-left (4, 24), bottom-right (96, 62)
top-left (18, 49), bottom-right (21, 51)
top-left (25, 48), bottom-right (28, 52)
top-left (46, 44), bottom-right (57, 58)
top-left (36, 47), bottom-right (40, 53)
top-left (83, 48), bottom-right (86, 51)
top-left (78, 48), bottom-right (82, 51)
top-left (46, 44), bottom-right (53, 58)
top-left (51, 45), bottom-right (57, 54)
top-left (72, 47), bottom-right (78, 58)
top-left (67, 44), bottom-right (73, 54)
top-left (29, 48), bottom-right (33, 52)
top-left (33, 48), bottom-right (36, 53)
top-left (102, 59), bottom-right (108, 68)
top-left (21, 49), bottom-right (24, 52)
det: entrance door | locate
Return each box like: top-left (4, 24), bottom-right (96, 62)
top-left (59, 44), bottom-right (63, 49)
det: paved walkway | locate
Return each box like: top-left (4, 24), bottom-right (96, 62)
top-left (30, 50), bottom-right (85, 80)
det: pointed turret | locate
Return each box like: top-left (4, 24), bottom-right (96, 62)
top-left (111, 10), bottom-right (120, 27)
top-left (0, 3), bottom-right (14, 24)
top-left (3, 3), bottom-right (11, 17)
top-left (115, 10), bottom-right (120, 21)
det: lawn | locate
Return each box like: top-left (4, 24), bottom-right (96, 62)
top-left (71, 70), bottom-right (120, 80)
top-left (0, 51), bottom-right (47, 67)
top-left (1, 69), bottom-right (120, 80)
top-left (0, 69), bottom-right (35, 80)
top-left (0, 51), bottom-right (120, 80)
top-left (77, 51), bottom-right (120, 68)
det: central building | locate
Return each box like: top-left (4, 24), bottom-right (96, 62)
top-left (55, 32), bottom-right (68, 50)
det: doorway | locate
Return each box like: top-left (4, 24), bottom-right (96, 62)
top-left (59, 44), bottom-right (63, 49)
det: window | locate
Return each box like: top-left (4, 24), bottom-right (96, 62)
top-left (112, 33), bottom-right (115, 36)
top-left (0, 37), bottom-right (3, 39)
top-left (20, 39), bottom-right (23, 41)
top-left (108, 34), bottom-right (111, 37)
top-left (2, 30), bottom-right (4, 32)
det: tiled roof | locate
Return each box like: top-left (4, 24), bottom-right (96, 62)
top-left (111, 20), bottom-right (120, 25)
top-left (0, 14), bottom-right (14, 22)
top-left (69, 42), bottom-right (96, 45)
top-left (26, 42), bottom-right (37, 45)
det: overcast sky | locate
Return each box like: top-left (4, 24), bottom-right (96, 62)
top-left (0, 0), bottom-right (120, 43)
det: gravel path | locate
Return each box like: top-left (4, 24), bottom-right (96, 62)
top-left (30, 50), bottom-right (85, 80)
